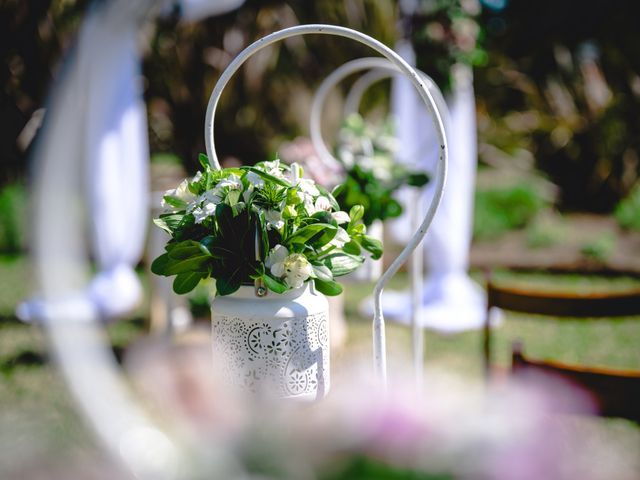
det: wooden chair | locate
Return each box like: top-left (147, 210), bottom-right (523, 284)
top-left (483, 270), bottom-right (640, 422)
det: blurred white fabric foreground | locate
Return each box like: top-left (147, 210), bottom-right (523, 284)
top-left (362, 43), bottom-right (489, 333)
top-left (17, 0), bottom-right (244, 323)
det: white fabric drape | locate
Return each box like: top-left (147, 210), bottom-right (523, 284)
top-left (385, 44), bottom-right (488, 332)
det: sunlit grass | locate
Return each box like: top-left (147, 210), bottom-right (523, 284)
top-left (0, 256), bottom-right (638, 473)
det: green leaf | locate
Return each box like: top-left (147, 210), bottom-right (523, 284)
top-left (226, 189), bottom-right (241, 206)
top-left (349, 205), bottom-right (364, 224)
top-left (242, 166), bottom-right (290, 187)
top-left (173, 271), bottom-right (203, 294)
top-left (151, 253), bottom-right (172, 275)
top-left (162, 195), bottom-right (188, 209)
top-left (215, 271), bottom-right (242, 296)
top-left (323, 253), bottom-right (364, 276)
top-left (311, 211), bottom-right (337, 226)
top-left (317, 185), bottom-right (340, 211)
top-left (199, 236), bottom-right (215, 256)
top-left (288, 223), bottom-right (336, 245)
top-left (313, 278), bottom-right (343, 296)
top-left (153, 217), bottom-right (173, 234)
top-left (360, 235), bottom-right (383, 260)
top-left (262, 274), bottom-right (288, 294)
top-left (165, 256), bottom-right (211, 275)
top-left (198, 153), bottom-right (210, 169)
top-left (154, 213), bottom-right (184, 233)
top-left (167, 240), bottom-right (206, 260)
top-left (342, 240), bottom-right (361, 255)
top-left (311, 264), bottom-right (333, 282)
top-left (406, 172), bottom-right (430, 187)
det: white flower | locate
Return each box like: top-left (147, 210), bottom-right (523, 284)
top-left (296, 178), bottom-right (319, 197)
top-left (265, 245), bottom-right (289, 276)
top-left (264, 209), bottom-right (284, 230)
top-left (265, 245), bottom-right (313, 289)
top-left (258, 159), bottom-right (288, 181)
top-left (314, 196), bottom-right (332, 212)
top-left (192, 171), bottom-right (203, 183)
top-left (201, 189), bottom-right (223, 205)
top-left (216, 173), bottom-right (242, 191)
top-left (332, 211), bottom-right (350, 224)
top-left (303, 196), bottom-right (316, 216)
top-left (162, 179), bottom-right (197, 211)
top-left (330, 227), bottom-right (350, 248)
top-left (192, 201), bottom-right (216, 224)
top-left (246, 171), bottom-right (264, 188)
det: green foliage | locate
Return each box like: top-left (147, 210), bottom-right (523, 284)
top-left (321, 454), bottom-right (453, 480)
top-left (525, 212), bottom-right (566, 249)
top-left (474, 183), bottom-right (548, 241)
top-left (477, 3), bottom-right (640, 212)
top-left (580, 232), bottom-right (617, 263)
top-left (408, 0), bottom-right (487, 92)
top-left (615, 184), bottom-right (640, 231)
top-left (0, 183), bottom-right (27, 254)
top-left (152, 158), bottom-right (382, 296)
top-left (332, 114), bottom-right (429, 226)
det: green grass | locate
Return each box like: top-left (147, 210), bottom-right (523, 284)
top-left (341, 271), bottom-right (640, 378)
top-left (1, 256), bottom-right (639, 475)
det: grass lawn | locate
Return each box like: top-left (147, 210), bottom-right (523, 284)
top-left (1, 254), bottom-right (639, 476)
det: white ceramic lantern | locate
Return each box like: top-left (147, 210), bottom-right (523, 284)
top-left (211, 283), bottom-right (329, 400)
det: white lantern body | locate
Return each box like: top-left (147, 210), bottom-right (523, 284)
top-left (211, 283), bottom-right (330, 400)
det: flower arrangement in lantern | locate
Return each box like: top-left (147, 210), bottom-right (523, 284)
top-left (151, 154), bottom-right (383, 399)
top-left (151, 154), bottom-right (382, 296)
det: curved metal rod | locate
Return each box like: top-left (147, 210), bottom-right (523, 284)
top-left (309, 57), bottom-right (449, 167)
top-left (343, 67), bottom-right (396, 116)
top-left (308, 55), bottom-right (449, 385)
top-left (311, 59), bottom-right (450, 386)
top-left (204, 25), bottom-right (448, 384)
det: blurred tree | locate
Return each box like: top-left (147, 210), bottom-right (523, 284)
top-left (2, 0), bottom-right (397, 182)
top-left (145, 0), bottom-right (398, 173)
top-left (1, 0), bottom-right (90, 184)
top-left (478, 0), bottom-right (640, 212)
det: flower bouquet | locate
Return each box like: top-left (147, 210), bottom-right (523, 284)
top-left (150, 154), bottom-right (385, 398)
top-left (332, 113), bottom-right (429, 228)
top-left (151, 154), bottom-right (383, 297)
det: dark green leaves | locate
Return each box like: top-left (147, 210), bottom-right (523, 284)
top-left (360, 235), bottom-right (383, 260)
top-left (288, 223), bottom-right (336, 246)
top-left (262, 274), bottom-right (288, 294)
top-left (173, 272), bottom-right (204, 294)
top-left (313, 278), bottom-right (343, 296)
top-left (215, 267), bottom-right (243, 296)
top-left (406, 172), bottom-right (429, 187)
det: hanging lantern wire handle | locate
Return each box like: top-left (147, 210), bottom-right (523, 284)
top-left (204, 24), bottom-right (448, 386)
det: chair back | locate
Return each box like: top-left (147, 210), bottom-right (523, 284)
top-left (483, 270), bottom-right (640, 421)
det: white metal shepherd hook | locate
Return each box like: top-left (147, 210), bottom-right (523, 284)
top-left (204, 24), bottom-right (448, 385)
top-left (308, 56), bottom-right (450, 386)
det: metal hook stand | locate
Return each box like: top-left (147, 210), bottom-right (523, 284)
top-left (308, 56), bottom-right (449, 385)
top-left (204, 25), bottom-right (448, 384)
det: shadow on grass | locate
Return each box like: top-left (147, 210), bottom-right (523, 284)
top-left (1, 350), bottom-right (47, 376)
top-left (0, 314), bottom-right (23, 326)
